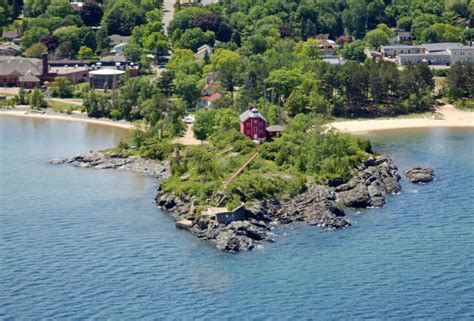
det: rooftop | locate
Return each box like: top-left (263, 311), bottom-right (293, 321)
top-left (89, 69), bottom-right (125, 76)
top-left (2, 29), bottom-right (21, 39)
top-left (382, 43), bottom-right (470, 52)
top-left (0, 57), bottom-right (42, 76)
top-left (205, 207), bottom-right (230, 216)
top-left (0, 44), bottom-right (21, 51)
top-left (203, 92), bottom-right (221, 102)
top-left (239, 108), bottom-right (267, 123)
top-left (19, 74), bottom-right (40, 82)
top-left (266, 125), bottom-right (285, 132)
top-left (50, 66), bottom-right (89, 74)
top-left (381, 44), bottom-right (423, 49)
top-left (398, 52), bottom-right (451, 57)
top-left (100, 55), bottom-right (129, 63)
top-left (110, 34), bottom-right (132, 45)
top-left (423, 43), bottom-right (466, 52)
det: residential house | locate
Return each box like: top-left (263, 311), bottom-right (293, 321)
top-left (110, 35), bottom-right (131, 56)
top-left (0, 44), bottom-right (22, 56)
top-left (199, 72), bottom-right (222, 108)
top-left (2, 29), bottom-right (21, 44)
top-left (319, 39), bottom-right (337, 55)
top-left (396, 31), bottom-right (412, 43)
top-left (70, 1), bottom-right (85, 10)
top-left (201, 91), bottom-right (221, 108)
top-left (195, 44), bottom-right (212, 61)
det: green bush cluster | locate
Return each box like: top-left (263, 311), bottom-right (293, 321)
top-left (160, 113), bottom-right (371, 207)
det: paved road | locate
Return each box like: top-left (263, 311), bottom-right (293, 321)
top-left (162, 0), bottom-right (176, 35)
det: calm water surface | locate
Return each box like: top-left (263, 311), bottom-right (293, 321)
top-left (1, 117), bottom-right (473, 319)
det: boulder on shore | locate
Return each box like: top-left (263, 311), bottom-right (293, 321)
top-left (404, 167), bottom-right (435, 183)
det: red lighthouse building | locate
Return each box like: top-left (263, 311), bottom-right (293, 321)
top-left (240, 108), bottom-right (267, 140)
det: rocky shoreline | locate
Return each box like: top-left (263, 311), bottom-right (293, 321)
top-left (155, 155), bottom-right (402, 252)
top-left (51, 152), bottom-right (405, 253)
top-left (50, 152), bottom-right (169, 179)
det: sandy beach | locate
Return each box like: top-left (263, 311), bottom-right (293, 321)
top-left (0, 108), bottom-right (135, 130)
top-left (331, 104), bottom-right (474, 134)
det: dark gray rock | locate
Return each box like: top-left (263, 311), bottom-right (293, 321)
top-left (335, 156), bottom-right (401, 208)
top-left (49, 157), bottom-right (66, 165)
top-left (404, 167), bottom-right (435, 183)
top-left (275, 185), bottom-right (351, 228)
top-left (50, 152), bottom-right (169, 179)
top-left (337, 185), bottom-right (371, 208)
top-left (215, 231), bottom-right (255, 252)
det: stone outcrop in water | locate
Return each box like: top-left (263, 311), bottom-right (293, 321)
top-left (50, 152), bottom-right (169, 179)
top-left (404, 167), bottom-right (435, 183)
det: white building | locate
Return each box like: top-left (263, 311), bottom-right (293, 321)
top-left (381, 45), bottom-right (423, 57)
top-left (381, 43), bottom-right (474, 65)
top-left (89, 69), bottom-right (125, 89)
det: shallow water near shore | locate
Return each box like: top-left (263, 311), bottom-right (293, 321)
top-left (1, 117), bottom-right (473, 319)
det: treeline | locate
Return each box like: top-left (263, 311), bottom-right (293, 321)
top-left (168, 0), bottom-right (473, 54)
top-left (443, 62), bottom-right (474, 110)
top-left (278, 60), bottom-right (435, 117)
top-left (83, 74), bottom-right (185, 138)
top-left (2, 0), bottom-right (165, 65)
top-left (160, 44), bottom-right (435, 118)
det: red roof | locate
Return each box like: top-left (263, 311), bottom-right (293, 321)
top-left (203, 92), bottom-right (221, 102)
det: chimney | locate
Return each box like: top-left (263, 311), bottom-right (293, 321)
top-left (42, 52), bottom-right (49, 76)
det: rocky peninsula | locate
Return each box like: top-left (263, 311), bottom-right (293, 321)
top-left (52, 153), bottom-right (403, 253)
top-left (155, 155), bottom-right (401, 252)
top-left (50, 152), bottom-right (169, 179)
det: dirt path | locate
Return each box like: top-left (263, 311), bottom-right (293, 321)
top-left (173, 123), bottom-right (203, 145)
top-left (223, 150), bottom-right (259, 190)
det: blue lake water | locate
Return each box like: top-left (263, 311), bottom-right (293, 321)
top-left (1, 116), bottom-right (473, 319)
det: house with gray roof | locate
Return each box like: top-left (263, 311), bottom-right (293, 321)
top-left (0, 57), bottom-right (43, 86)
top-left (0, 44), bottom-right (22, 56)
top-left (2, 29), bottom-right (21, 44)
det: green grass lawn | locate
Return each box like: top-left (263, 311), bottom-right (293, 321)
top-left (47, 100), bottom-right (83, 114)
